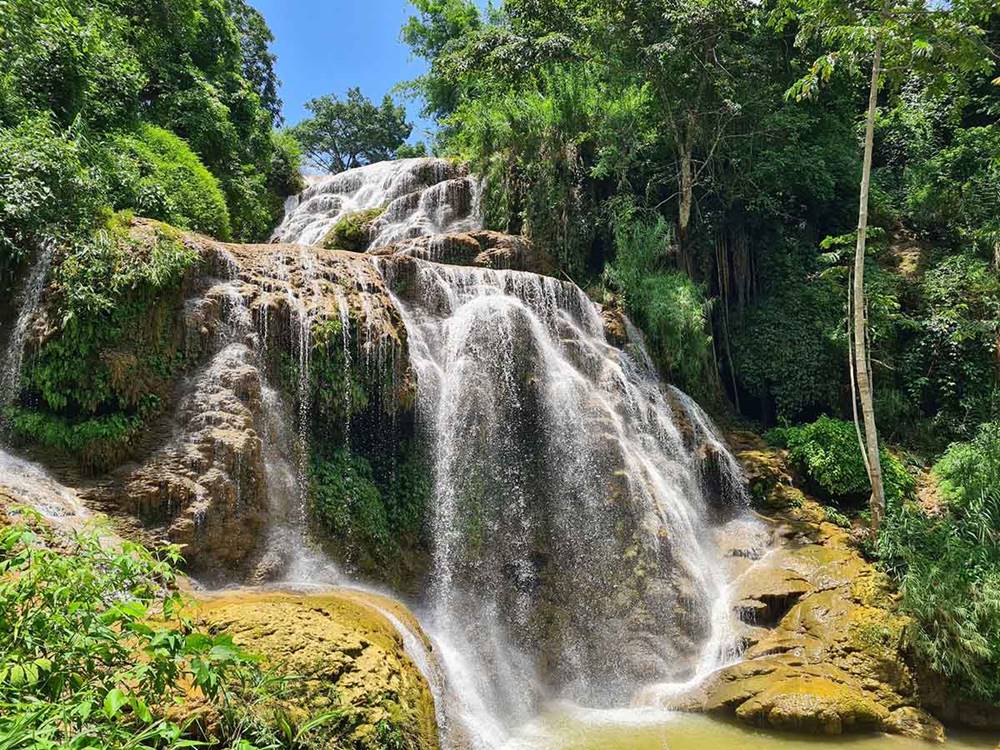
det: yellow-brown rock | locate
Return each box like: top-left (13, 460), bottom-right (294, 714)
top-left (674, 435), bottom-right (936, 739)
top-left (196, 589), bottom-right (439, 750)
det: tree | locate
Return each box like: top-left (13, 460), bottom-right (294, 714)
top-left (778, 0), bottom-right (995, 532)
top-left (290, 88), bottom-right (412, 174)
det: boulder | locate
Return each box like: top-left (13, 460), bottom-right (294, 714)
top-left (666, 439), bottom-right (939, 738)
top-left (196, 589), bottom-right (439, 750)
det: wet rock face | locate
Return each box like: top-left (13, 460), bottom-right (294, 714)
top-left (88, 343), bottom-right (269, 580)
top-left (196, 590), bottom-right (439, 750)
top-left (82, 226), bottom-right (418, 580)
top-left (372, 230), bottom-right (556, 276)
top-left (670, 433), bottom-right (947, 740)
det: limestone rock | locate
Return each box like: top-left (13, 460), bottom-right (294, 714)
top-left (372, 230), bottom-right (556, 275)
top-left (196, 590), bottom-right (439, 750)
top-left (885, 706), bottom-right (945, 742)
top-left (87, 343), bottom-right (269, 578)
top-left (669, 439), bottom-right (939, 738)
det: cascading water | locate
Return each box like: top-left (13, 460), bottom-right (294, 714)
top-left (271, 158), bottom-right (482, 248)
top-left (375, 258), bottom-right (748, 748)
top-left (0, 241), bottom-right (53, 425)
top-left (214, 251), bottom-right (336, 585)
top-left (267, 158), bottom-right (754, 747)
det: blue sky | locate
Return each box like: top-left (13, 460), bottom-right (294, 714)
top-left (248, 0), bottom-right (435, 144)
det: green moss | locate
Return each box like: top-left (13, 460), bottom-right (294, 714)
top-left (310, 443), bottom-right (430, 571)
top-left (12, 216), bottom-right (201, 470)
top-left (321, 207), bottom-right (386, 251)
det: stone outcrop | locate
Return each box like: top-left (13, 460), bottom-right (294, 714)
top-left (667, 433), bottom-right (948, 740)
top-left (82, 222), bottom-right (416, 578)
top-left (372, 229), bottom-right (556, 275)
top-left (196, 589), bottom-right (439, 750)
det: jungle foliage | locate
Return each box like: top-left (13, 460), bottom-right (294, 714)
top-left (402, 0), bottom-right (998, 437)
top-left (0, 510), bottom-right (322, 749)
top-left (0, 0), bottom-right (302, 296)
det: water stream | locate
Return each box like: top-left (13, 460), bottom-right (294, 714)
top-left (375, 257), bottom-right (749, 748)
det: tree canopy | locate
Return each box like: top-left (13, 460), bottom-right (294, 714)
top-left (290, 88), bottom-right (413, 174)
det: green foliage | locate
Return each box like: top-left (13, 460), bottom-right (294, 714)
top-left (0, 0), bottom-right (296, 272)
top-left (876, 422), bottom-right (1000, 703)
top-left (290, 88), bottom-right (412, 174)
top-left (902, 253), bottom-right (1000, 442)
top-left (106, 125), bottom-right (231, 239)
top-left (311, 443), bottom-right (430, 569)
top-left (13, 217), bottom-right (200, 469)
top-left (322, 207), bottom-right (387, 252)
top-left (312, 448), bottom-right (390, 553)
top-left (395, 142), bottom-right (429, 159)
top-left (604, 208), bottom-right (712, 392)
top-left (731, 234), bottom-right (846, 422)
top-left (769, 416), bottom-right (914, 506)
top-left (0, 113), bottom-right (103, 291)
top-left (448, 64), bottom-right (628, 275)
top-left (935, 421), bottom-right (1000, 517)
top-left (0, 512), bottom-right (280, 748)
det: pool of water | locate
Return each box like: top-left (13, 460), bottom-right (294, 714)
top-left (502, 704), bottom-right (998, 750)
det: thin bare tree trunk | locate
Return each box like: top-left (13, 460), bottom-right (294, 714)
top-left (854, 39), bottom-right (886, 533)
top-left (678, 143), bottom-right (694, 273)
top-left (847, 266), bottom-right (872, 479)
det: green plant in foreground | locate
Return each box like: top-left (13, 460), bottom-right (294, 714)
top-left (0, 510), bottom-right (287, 749)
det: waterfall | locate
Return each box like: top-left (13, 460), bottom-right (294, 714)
top-left (0, 241), bottom-right (53, 426)
top-left (215, 251), bottom-right (337, 585)
top-left (374, 257), bottom-right (747, 747)
top-left (271, 158), bottom-right (482, 248)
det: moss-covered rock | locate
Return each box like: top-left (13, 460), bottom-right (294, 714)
top-left (196, 589), bottom-right (439, 750)
top-left (666, 434), bottom-right (949, 740)
top-left (321, 207), bottom-right (386, 251)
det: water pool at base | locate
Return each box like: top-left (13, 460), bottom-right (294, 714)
top-left (502, 705), bottom-right (998, 750)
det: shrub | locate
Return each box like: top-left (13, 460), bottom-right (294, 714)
top-left (935, 421), bottom-right (1000, 512)
top-left (321, 207), bottom-right (386, 251)
top-left (0, 114), bottom-right (104, 293)
top-left (0, 511), bottom-right (280, 748)
top-left (877, 421), bottom-right (1000, 702)
top-left (768, 416), bottom-right (914, 507)
top-left (604, 209), bottom-right (712, 394)
top-left (105, 124), bottom-right (231, 239)
top-left (902, 253), bottom-right (1000, 444)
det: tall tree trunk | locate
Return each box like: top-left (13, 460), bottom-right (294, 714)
top-left (854, 39), bottom-right (886, 533)
top-left (678, 144), bottom-right (694, 274)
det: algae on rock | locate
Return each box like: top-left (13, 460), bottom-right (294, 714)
top-left (196, 590), bottom-right (439, 750)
